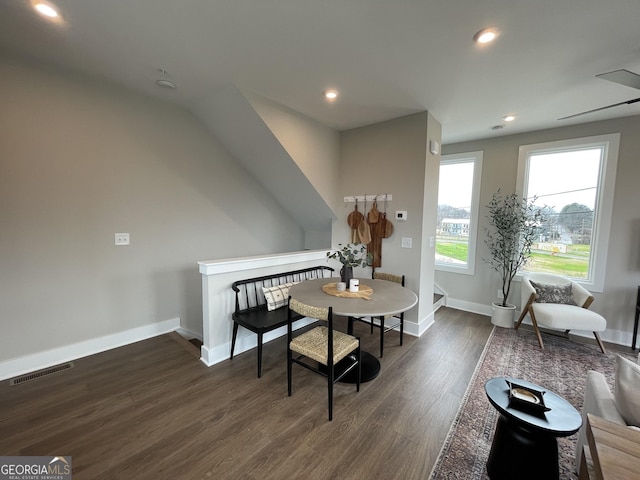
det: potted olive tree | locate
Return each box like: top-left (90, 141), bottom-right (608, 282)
top-left (484, 191), bottom-right (545, 327)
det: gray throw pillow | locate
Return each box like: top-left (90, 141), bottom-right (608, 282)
top-left (615, 355), bottom-right (640, 426)
top-left (530, 280), bottom-right (577, 305)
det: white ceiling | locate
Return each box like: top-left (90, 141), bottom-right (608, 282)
top-left (2, 0), bottom-right (640, 144)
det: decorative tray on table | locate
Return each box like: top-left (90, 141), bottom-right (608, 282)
top-left (321, 283), bottom-right (373, 299)
top-left (505, 379), bottom-right (551, 414)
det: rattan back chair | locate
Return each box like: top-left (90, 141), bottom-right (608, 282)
top-left (287, 297), bottom-right (361, 421)
top-left (349, 271), bottom-right (405, 357)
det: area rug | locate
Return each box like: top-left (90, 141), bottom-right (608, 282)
top-left (429, 326), bottom-right (634, 480)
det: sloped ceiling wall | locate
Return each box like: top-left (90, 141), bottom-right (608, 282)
top-left (192, 85), bottom-right (336, 248)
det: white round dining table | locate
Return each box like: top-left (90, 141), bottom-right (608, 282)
top-left (288, 277), bottom-right (417, 317)
top-left (288, 277), bottom-right (418, 382)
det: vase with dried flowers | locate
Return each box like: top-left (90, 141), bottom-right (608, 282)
top-left (326, 243), bottom-right (372, 285)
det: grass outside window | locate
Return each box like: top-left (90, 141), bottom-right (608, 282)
top-left (436, 240), bottom-right (590, 277)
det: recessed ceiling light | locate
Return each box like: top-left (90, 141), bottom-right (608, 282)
top-left (323, 89), bottom-right (339, 101)
top-left (490, 125), bottom-right (504, 131)
top-left (474, 27), bottom-right (500, 44)
top-left (33, 1), bottom-right (59, 18)
top-left (503, 114), bottom-right (517, 122)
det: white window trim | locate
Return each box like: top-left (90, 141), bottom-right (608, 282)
top-left (516, 133), bottom-right (620, 293)
top-left (436, 151), bottom-right (483, 275)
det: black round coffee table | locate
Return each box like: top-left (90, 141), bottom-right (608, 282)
top-left (484, 377), bottom-right (582, 480)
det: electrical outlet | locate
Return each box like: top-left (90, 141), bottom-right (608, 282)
top-left (115, 233), bottom-right (130, 246)
top-left (401, 237), bottom-right (412, 248)
top-left (497, 290), bottom-right (504, 299)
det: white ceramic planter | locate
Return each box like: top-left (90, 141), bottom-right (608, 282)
top-left (491, 302), bottom-right (516, 328)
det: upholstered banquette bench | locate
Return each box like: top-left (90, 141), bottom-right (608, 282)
top-left (230, 265), bottom-right (334, 378)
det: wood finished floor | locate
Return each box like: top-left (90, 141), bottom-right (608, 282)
top-left (0, 307), bottom-right (493, 480)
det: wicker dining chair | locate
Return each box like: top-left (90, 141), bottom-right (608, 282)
top-left (349, 271), bottom-right (405, 357)
top-left (287, 297), bottom-right (361, 421)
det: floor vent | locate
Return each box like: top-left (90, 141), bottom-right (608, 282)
top-left (9, 362), bottom-right (74, 386)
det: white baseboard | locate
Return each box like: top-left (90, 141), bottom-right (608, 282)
top-left (361, 315), bottom-right (434, 338)
top-left (200, 317), bottom-right (317, 367)
top-left (519, 317), bottom-right (633, 348)
top-left (596, 327), bottom-right (633, 348)
top-left (448, 296), bottom-right (634, 349)
top-left (199, 312), bottom-right (438, 368)
top-left (0, 318), bottom-right (181, 381)
top-left (446, 298), bottom-right (493, 317)
top-left (175, 327), bottom-right (202, 342)
top-left (415, 312), bottom-right (435, 337)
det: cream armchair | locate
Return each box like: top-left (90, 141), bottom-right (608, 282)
top-left (574, 354), bottom-right (640, 472)
top-left (516, 272), bottom-right (607, 353)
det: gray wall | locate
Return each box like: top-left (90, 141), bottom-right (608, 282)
top-left (244, 90), bottom-right (341, 249)
top-left (337, 112), bottom-right (441, 329)
top-left (193, 86), bottom-right (337, 251)
top-left (440, 115), bottom-right (640, 344)
top-left (244, 90), bottom-right (342, 214)
top-left (0, 57), bottom-right (305, 363)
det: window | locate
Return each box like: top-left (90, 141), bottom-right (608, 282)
top-left (435, 151), bottom-right (483, 275)
top-left (516, 134), bottom-right (619, 292)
